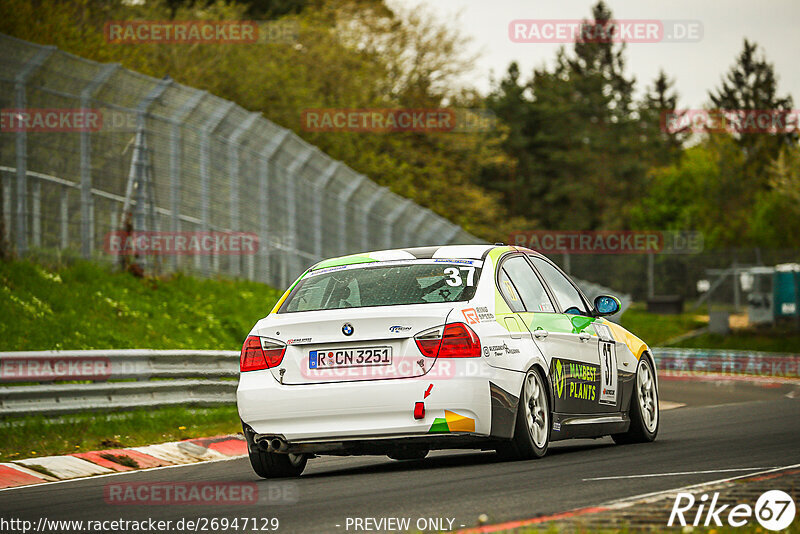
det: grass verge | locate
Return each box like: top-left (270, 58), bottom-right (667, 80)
top-left (619, 303), bottom-right (800, 352)
top-left (0, 404), bottom-right (242, 462)
top-left (0, 257), bottom-right (283, 351)
top-left (618, 304), bottom-right (707, 347)
top-left (671, 327), bottom-right (800, 353)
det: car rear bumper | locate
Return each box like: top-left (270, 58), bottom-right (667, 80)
top-left (237, 360), bottom-right (522, 443)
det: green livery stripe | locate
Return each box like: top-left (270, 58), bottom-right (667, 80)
top-left (428, 418), bottom-right (450, 433)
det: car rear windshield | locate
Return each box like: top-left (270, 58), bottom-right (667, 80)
top-left (279, 260), bottom-right (482, 313)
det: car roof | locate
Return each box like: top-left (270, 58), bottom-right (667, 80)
top-left (309, 244), bottom-right (546, 271)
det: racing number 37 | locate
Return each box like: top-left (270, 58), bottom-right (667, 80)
top-left (598, 340), bottom-right (618, 406)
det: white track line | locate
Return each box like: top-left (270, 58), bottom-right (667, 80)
top-left (584, 466), bottom-right (779, 482)
top-left (601, 463), bottom-right (800, 509)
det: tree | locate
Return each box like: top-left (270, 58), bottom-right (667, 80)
top-left (484, 1), bottom-right (647, 230)
top-left (708, 39), bottom-right (795, 177)
top-left (639, 70), bottom-right (687, 167)
top-left (747, 145), bottom-right (800, 249)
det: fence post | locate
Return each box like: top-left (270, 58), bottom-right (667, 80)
top-left (2, 175), bottom-right (10, 248)
top-left (361, 187), bottom-right (387, 251)
top-left (285, 147), bottom-right (314, 285)
top-left (338, 174), bottom-right (365, 254)
top-left (168, 90), bottom-right (206, 272)
top-left (384, 198), bottom-right (411, 249)
top-left (58, 187), bottom-right (69, 249)
top-left (313, 159), bottom-right (339, 259)
top-left (14, 46), bottom-right (55, 256)
top-left (198, 101), bottom-right (235, 275)
top-left (404, 208), bottom-right (428, 247)
top-left (31, 180), bottom-right (41, 247)
top-left (79, 63), bottom-right (119, 259)
top-left (227, 112), bottom-right (260, 278)
top-left (258, 130), bottom-right (290, 285)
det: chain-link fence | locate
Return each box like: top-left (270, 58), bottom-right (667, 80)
top-left (0, 33), bottom-right (482, 288)
top-left (553, 248), bottom-right (799, 311)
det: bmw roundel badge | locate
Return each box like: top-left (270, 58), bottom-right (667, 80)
top-left (342, 323), bottom-right (354, 336)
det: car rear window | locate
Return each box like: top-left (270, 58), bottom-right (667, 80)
top-left (279, 260), bottom-right (482, 313)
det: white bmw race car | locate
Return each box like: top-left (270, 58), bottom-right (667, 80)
top-left (237, 245), bottom-right (659, 478)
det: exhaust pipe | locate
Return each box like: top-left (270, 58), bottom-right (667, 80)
top-left (255, 435), bottom-right (289, 453)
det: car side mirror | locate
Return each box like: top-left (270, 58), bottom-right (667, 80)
top-left (594, 295), bottom-right (620, 316)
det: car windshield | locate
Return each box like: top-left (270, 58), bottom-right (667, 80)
top-left (279, 261), bottom-right (482, 313)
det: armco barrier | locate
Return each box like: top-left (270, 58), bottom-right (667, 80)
top-left (652, 347), bottom-right (800, 380)
top-left (0, 350), bottom-right (239, 416)
top-left (0, 348), bottom-right (797, 417)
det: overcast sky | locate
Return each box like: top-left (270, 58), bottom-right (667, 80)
top-left (389, 0), bottom-right (799, 109)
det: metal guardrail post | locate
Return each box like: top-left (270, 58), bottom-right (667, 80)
top-left (384, 198), bottom-right (411, 249)
top-left (442, 224), bottom-right (461, 245)
top-left (421, 217), bottom-right (448, 246)
top-left (362, 187), bottom-right (387, 251)
top-left (198, 101), bottom-right (235, 275)
top-left (79, 63), bottom-right (119, 259)
top-left (14, 46), bottom-right (55, 255)
top-left (404, 208), bottom-right (429, 247)
top-left (258, 130), bottom-right (290, 285)
top-left (285, 147), bottom-right (315, 285)
top-left (338, 174), bottom-right (365, 254)
top-left (168, 90), bottom-right (206, 271)
top-left (313, 159), bottom-right (339, 260)
top-left (227, 112), bottom-right (260, 278)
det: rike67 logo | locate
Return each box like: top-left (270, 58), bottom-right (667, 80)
top-left (669, 490), bottom-right (796, 531)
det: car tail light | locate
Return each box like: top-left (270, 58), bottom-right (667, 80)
top-left (414, 323), bottom-right (480, 358)
top-left (240, 335), bottom-right (286, 372)
top-left (415, 326), bottom-right (444, 358)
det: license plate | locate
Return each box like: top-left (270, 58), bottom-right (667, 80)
top-left (308, 347), bottom-right (392, 369)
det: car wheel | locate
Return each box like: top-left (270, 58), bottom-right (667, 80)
top-left (612, 355), bottom-right (659, 444)
top-left (497, 367), bottom-right (550, 460)
top-left (242, 422), bottom-right (307, 478)
top-left (248, 450), bottom-right (307, 479)
top-left (387, 449), bottom-right (429, 461)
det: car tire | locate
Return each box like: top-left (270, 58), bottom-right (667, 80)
top-left (497, 367), bottom-right (550, 460)
top-left (387, 449), bottom-right (429, 461)
top-left (248, 450), bottom-right (307, 478)
top-left (241, 422), bottom-right (307, 478)
top-left (612, 355), bottom-right (659, 444)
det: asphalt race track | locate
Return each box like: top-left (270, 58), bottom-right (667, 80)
top-left (1, 380), bottom-right (798, 533)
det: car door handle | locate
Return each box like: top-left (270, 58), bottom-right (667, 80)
top-left (578, 332), bottom-right (592, 342)
top-left (534, 329), bottom-right (549, 339)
